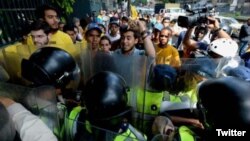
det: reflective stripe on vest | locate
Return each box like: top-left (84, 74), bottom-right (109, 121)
top-left (67, 106), bottom-right (83, 140)
top-left (178, 126), bottom-right (195, 141)
top-left (114, 124), bottom-right (147, 141)
top-left (66, 106), bottom-right (92, 140)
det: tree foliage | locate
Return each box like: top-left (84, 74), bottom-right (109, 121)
top-left (52, 0), bottom-right (76, 16)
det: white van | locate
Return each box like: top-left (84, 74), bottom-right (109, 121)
top-left (159, 8), bottom-right (186, 19)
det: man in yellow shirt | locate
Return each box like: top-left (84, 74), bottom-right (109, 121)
top-left (155, 27), bottom-right (181, 68)
top-left (35, 5), bottom-right (76, 56)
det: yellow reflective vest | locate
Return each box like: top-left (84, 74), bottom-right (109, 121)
top-left (114, 124), bottom-right (147, 141)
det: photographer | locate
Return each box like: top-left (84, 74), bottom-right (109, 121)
top-left (182, 16), bottom-right (231, 58)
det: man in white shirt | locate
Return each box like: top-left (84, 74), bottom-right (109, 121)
top-left (0, 96), bottom-right (58, 141)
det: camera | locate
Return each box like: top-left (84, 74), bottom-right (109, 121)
top-left (177, 5), bottom-right (215, 28)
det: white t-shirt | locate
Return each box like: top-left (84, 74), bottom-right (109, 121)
top-left (106, 33), bottom-right (121, 43)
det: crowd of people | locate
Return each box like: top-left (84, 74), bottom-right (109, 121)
top-left (0, 3), bottom-right (250, 141)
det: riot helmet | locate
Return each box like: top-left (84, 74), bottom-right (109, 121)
top-left (83, 71), bottom-right (131, 131)
top-left (84, 71), bottom-right (128, 120)
top-left (198, 77), bottom-right (250, 130)
top-left (148, 64), bottom-right (177, 91)
top-left (21, 47), bottom-right (80, 89)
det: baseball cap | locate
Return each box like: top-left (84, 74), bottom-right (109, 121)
top-left (109, 17), bottom-right (119, 26)
top-left (154, 23), bottom-right (164, 31)
top-left (85, 22), bottom-right (102, 34)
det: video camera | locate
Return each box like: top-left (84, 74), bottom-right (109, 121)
top-left (177, 5), bottom-right (215, 28)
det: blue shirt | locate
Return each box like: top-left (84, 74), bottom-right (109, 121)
top-left (114, 47), bottom-right (145, 56)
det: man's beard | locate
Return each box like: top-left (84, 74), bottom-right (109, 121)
top-left (51, 28), bottom-right (59, 33)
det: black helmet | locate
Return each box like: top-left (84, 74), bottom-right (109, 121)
top-left (83, 71), bottom-right (128, 120)
top-left (198, 77), bottom-right (250, 130)
top-left (21, 47), bottom-right (80, 88)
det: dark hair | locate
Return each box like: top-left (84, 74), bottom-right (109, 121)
top-left (36, 4), bottom-right (60, 19)
top-left (162, 17), bottom-right (170, 22)
top-left (63, 24), bottom-right (77, 33)
top-left (195, 25), bottom-right (208, 35)
top-left (100, 36), bottom-right (111, 45)
top-left (98, 23), bottom-right (106, 32)
top-left (122, 29), bottom-right (140, 39)
top-left (121, 16), bottom-right (129, 22)
top-left (30, 20), bottom-right (51, 35)
top-left (80, 18), bottom-right (91, 29)
top-left (162, 27), bottom-right (173, 34)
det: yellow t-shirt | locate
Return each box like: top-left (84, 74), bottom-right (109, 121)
top-left (48, 30), bottom-right (76, 54)
top-left (1, 42), bottom-right (27, 83)
top-left (28, 30), bottom-right (80, 59)
top-left (155, 44), bottom-right (181, 68)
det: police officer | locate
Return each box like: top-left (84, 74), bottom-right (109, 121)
top-left (21, 47), bottom-right (81, 140)
top-left (70, 71), bottom-right (146, 141)
top-left (198, 76), bottom-right (250, 140)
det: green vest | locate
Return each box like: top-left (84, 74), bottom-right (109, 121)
top-left (114, 124), bottom-right (147, 141)
top-left (135, 89), bottom-right (183, 115)
top-left (66, 106), bottom-right (92, 141)
top-left (178, 126), bottom-right (195, 141)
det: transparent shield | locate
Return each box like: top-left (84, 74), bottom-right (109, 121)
top-left (2, 46), bottom-right (23, 83)
top-left (3, 44), bottom-right (83, 88)
top-left (0, 102), bottom-right (16, 141)
top-left (65, 116), bottom-right (144, 141)
top-left (0, 82), bottom-right (60, 138)
top-left (0, 65), bottom-right (9, 82)
top-left (151, 134), bottom-right (171, 141)
top-left (79, 50), bottom-right (154, 134)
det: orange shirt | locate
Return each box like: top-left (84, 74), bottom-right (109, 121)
top-left (155, 44), bottom-right (181, 68)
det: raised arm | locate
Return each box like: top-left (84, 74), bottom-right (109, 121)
top-left (137, 20), bottom-right (156, 58)
top-left (207, 16), bottom-right (231, 39)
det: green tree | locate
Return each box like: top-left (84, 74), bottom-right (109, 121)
top-left (52, 0), bottom-right (76, 16)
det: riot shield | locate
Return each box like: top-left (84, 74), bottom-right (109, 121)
top-left (0, 102), bottom-right (16, 141)
top-left (79, 50), bottom-right (152, 88)
top-left (2, 43), bottom-right (83, 86)
top-left (80, 50), bottom-right (153, 105)
top-left (65, 115), bottom-right (148, 141)
top-left (79, 50), bottom-right (153, 135)
top-left (156, 58), bottom-right (220, 132)
top-left (214, 56), bottom-right (245, 77)
top-left (0, 82), bottom-right (60, 139)
top-left (1, 45), bottom-right (23, 83)
top-left (0, 65), bottom-right (9, 82)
